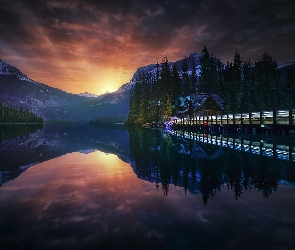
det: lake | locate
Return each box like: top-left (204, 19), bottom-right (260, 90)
top-left (0, 124), bottom-right (295, 249)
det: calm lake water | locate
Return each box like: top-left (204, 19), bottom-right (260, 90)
top-left (0, 124), bottom-right (295, 249)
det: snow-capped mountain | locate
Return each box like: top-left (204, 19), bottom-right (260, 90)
top-left (0, 59), bottom-right (37, 83)
top-left (278, 62), bottom-right (295, 68)
top-left (78, 92), bottom-right (100, 98)
top-left (0, 54), bottom-right (204, 122)
top-left (0, 59), bottom-right (129, 122)
top-left (1, 54), bottom-right (294, 122)
top-left (116, 53), bottom-right (203, 93)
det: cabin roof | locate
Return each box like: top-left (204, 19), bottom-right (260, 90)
top-left (195, 93), bottom-right (223, 110)
top-left (177, 93), bottom-right (223, 110)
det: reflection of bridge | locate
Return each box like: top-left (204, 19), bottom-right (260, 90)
top-left (170, 130), bottom-right (295, 162)
top-left (172, 109), bottom-right (295, 136)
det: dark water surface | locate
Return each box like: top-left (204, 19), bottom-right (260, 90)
top-left (0, 124), bottom-right (295, 249)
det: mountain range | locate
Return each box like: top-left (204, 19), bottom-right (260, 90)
top-left (0, 58), bottom-right (130, 122)
top-left (0, 55), bottom-right (294, 122)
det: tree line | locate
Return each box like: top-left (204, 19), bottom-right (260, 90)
top-left (127, 46), bottom-right (295, 124)
top-left (127, 56), bottom-right (197, 124)
top-left (199, 46), bottom-right (295, 113)
top-left (0, 102), bottom-right (43, 123)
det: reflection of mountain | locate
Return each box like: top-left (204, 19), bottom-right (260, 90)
top-left (0, 124), bottom-right (44, 185)
top-left (128, 127), bottom-right (295, 204)
top-left (0, 124), bottom-right (43, 142)
top-left (0, 59), bottom-right (129, 122)
top-left (1, 125), bottom-right (295, 205)
top-left (0, 124), bottom-right (130, 186)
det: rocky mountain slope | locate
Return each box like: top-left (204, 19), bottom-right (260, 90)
top-left (0, 53), bottom-right (202, 122)
top-left (1, 56), bottom-right (294, 122)
top-left (0, 59), bottom-right (129, 122)
top-left (117, 53), bottom-right (202, 93)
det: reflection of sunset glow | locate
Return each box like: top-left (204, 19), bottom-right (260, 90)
top-left (0, 150), bottom-right (193, 214)
top-left (95, 152), bottom-right (118, 163)
top-left (1, 150), bottom-right (295, 248)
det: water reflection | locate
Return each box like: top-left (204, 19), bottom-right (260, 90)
top-left (0, 124), bottom-right (43, 185)
top-left (0, 124), bottom-right (43, 143)
top-left (128, 127), bottom-right (295, 204)
top-left (0, 125), bottom-right (295, 249)
top-left (1, 124), bottom-right (295, 204)
top-left (0, 124), bottom-right (129, 186)
top-left (0, 149), bottom-right (295, 249)
top-left (172, 130), bottom-right (295, 161)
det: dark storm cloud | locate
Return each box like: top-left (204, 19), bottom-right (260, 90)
top-left (0, 3), bottom-right (36, 45)
top-left (0, 0), bottom-right (294, 94)
top-left (190, 0), bottom-right (295, 62)
top-left (1, 0), bottom-right (294, 60)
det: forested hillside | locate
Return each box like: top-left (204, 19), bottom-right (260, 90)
top-left (0, 102), bottom-right (43, 123)
top-left (127, 46), bottom-right (295, 124)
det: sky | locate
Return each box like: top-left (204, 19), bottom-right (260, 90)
top-left (0, 0), bottom-right (295, 95)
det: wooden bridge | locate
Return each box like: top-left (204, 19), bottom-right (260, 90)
top-left (172, 109), bottom-right (295, 136)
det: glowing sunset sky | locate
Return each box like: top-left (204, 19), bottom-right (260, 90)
top-left (0, 0), bottom-right (295, 95)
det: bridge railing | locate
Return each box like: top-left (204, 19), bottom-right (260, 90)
top-left (174, 109), bottom-right (295, 126)
top-left (276, 110), bottom-right (289, 125)
top-left (170, 130), bottom-right (295, 161)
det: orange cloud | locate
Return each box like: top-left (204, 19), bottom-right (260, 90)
top-left (0, 0), bottom-right (295, 95)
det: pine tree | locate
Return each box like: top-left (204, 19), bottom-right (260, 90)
top-left (159, 56), bottom-right (172, 121)
top-left (181, 56), bottom-right (190, 96)
top-left (199, 45), bottom-right (212, 93)
top-left (215, 59), bottom-right (225, 98)
top-left (284, 67), bottom-right (295, 108)
top-left (232, 51), bottom-right (243, 112)
top-left (171, 63), bottom-right (181, 114)
top-left (222, 61), bottom-right (233, 112)
top-left (151, 62), bottom-right (162, 122)
top-left (138, 73), bottom-right (151, 123)
top-left (127, 76), bottom-right (142, 123)
top-left (241, 60), bottom-right (254, 112)
top-left (189, 61), bottom-right (197, 94)
top-left (0, 102), bottom-right (43, 124)
top-left (253, 52), bottom-right (282, 110)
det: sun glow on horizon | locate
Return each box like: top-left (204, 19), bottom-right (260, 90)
top-left (1, 0), bottom-right (294, 96)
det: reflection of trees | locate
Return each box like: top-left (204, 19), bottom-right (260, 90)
top-left (254, 158), bottom-right (279, 198)
top-left (128, 127), bottom-right (186, 196)
top-left (128, 127), bottom-right (292, 204)
top-left (226, 150), bottom-right (244, 200)
top-left (0, 124), bottom-right (43, 143)
top-left (0, 124), bottom-right (43, 186)
top-left (199, 160), bottom-right (224, 205)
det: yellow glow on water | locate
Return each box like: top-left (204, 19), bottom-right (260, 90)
top-left (1, 150), bottom-right (295, 249)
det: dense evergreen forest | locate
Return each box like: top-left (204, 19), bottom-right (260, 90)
top-left (127, 46), bottom-right (295, 124)
top-left (0, 102), bottom-right (43, 123)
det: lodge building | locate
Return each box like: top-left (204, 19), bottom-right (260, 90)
top-left (176, 93), bottom-right (224, 118)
